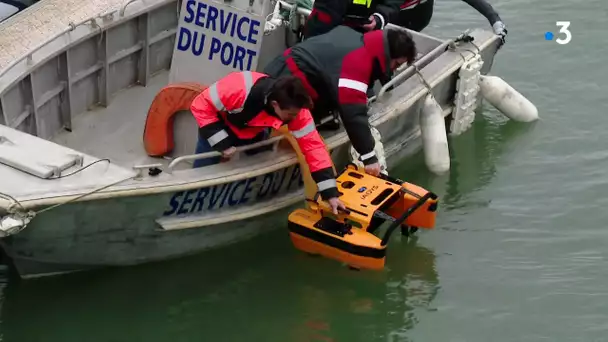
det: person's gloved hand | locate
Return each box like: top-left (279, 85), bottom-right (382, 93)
top-left (492, 21), bottom-right (508, 47)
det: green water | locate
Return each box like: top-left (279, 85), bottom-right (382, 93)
top-left (2, 0), bottom-right (607, 341)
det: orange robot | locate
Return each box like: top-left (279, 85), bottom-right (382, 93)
top-left (287, 164), bottom-right (439, 270)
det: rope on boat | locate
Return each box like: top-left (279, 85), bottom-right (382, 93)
top-left (34, 175), bottom-right (134, 215)
top-left (348, 126), bottom-right (388, 175)
top-left (448, 32), bottom-right (483, 63)
top-left (0, 174), bottom-right (134, 233)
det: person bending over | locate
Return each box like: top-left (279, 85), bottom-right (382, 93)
top-left (190, 72), bottom-right (345, 213)
top-left (264, 27), bottom-right (417, 177)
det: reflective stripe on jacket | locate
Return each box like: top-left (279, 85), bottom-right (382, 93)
top-left (264, 27), bottom-right (392, 166)
top-left (190, 71), bottom-right (339, 199)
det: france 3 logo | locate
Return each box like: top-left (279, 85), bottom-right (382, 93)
top-left (545, 21), bottom-right (572, 45)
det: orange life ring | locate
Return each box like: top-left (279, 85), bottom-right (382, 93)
top-left (143, 82), bottom-right (208, 156)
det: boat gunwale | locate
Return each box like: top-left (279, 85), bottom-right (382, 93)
top-left (1, 31), bottom-right (497, 211)
top-left (0, 0), bottom-right (499, 210)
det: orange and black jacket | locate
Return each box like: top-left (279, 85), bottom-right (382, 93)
top-left (303, 0), bottom-right (402, 39)
top-left (264, 26), bottom-right (394, 167)
top-left (190, 71), bottom-right (339, 199)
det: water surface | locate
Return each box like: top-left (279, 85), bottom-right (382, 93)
top-left (2, 0), bottom-right (607, 341)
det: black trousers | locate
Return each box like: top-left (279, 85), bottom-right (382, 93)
top-left (391, 0), bottom-right (435, 32)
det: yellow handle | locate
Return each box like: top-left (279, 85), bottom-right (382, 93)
top-left (277, 125), bottom-right (336, 209)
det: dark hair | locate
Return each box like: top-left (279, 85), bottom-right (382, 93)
top-left (387, 29), bottom-right (417, 63)
top-left (267, 76), bottom-right (312, 110)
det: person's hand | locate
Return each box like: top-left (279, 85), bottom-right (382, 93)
top-left (364, 162), bottom-right (381, 177)
top-left (222, 146), bottom-right (237, 159)
top-left (362, 15), bottom-right (377, 31)
top-left (492, 21), bottom-right (508, 48)
top-left (328, 197), bottom-right (346, 215)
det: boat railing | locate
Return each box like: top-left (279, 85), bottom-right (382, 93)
top-left (166, 135), bottom-right (285, 172)
top-left (374, 31), bottom-right (456, 101)
top-left (276, 0), bottom-right (312, 17)
top-left (164, 114), bottom-right (338, 173)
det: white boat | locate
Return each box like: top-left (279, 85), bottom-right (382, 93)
top-left (0, 0), bottom-right (536, 278)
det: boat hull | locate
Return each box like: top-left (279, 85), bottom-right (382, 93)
top-left (0, 0), bottom-right (500, 278)
top-left (0, 129), bottom-right (422, 278)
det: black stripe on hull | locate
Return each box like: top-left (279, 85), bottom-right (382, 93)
top-left (288, 222), bottom-right (386, 259)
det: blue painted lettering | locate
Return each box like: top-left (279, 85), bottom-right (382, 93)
top-left (195, 1), bottom-right (207, 26)
top-left (184, 0), bottom-right (196, 23)
top-left (184, 0), bottom-right (262, 40)
top-left (219, 11), bottom-right (233, 34)
top-left (271, 168), bottom-right (288, 195)
top-left (240, 177), bottom-right (256, 204)
top-left (163, 191), bottom-right (184, 216)
top-left (248, 20), bottom-right (260, 44)
top-left (162, 166), bottom-right (305, 216)
top-left (236, 16), bottom-right (249, 42)
top-left (228, 179), bottom-right (246, 206)
top-left (177, 27), bottom-right (206, 56)
top-left (190, 187), bottom-right (209, 213)
top-left (220, 40), bottom-right (234, 65)
top-left (286, 165), bottom-right (304, 190)
top-left (256, 173), bottom-right (273, 199)
top-left (230, 12), bottom-right (238, 36)
top-left (177, 189), bottom-right (196, 215)
top-left (219, 182), bottom-right (233, 208)
top-left (208, 183), bottom-right (227, 208)
top-left (206, 5), bottom-right (218, 31)
top-left (177, 0), bottom-right (261, 71)
top-left (232, 46), bottom-right (246, 71)
top-left (207, 37), bottom-right (256, 70)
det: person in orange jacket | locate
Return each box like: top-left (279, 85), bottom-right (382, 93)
top-left (190, 71), bottom-right (345, 214)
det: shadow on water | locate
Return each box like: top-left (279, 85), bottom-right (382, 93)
top-left (0, 215), bottom-right (439, 342)
top-left (390, 108), bottom-right (539, 210)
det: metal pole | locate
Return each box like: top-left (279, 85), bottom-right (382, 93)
top-left (277, 0), bottom-right (312, 17)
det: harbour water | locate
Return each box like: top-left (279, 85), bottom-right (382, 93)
top-left (1, 0), bottom-right (607, 341)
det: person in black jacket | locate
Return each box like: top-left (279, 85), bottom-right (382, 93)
top-left (303, 0), bottom-right (402, 39)
top-left (392, 0), bottom-right (508, 46)
top-left (264, 27), bottom-right (417, 177)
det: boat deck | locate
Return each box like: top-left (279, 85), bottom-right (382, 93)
top-left (51, 72), bottom-right (175, 168)
top-left (0, 123), bottom-right (137, 201)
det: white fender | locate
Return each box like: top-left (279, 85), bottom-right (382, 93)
top-left (349, 126), bottom-right (388, 175)
top-left (479, 75), bottom-right (539, 122)
top-left (420, 94), bottom-right (450, 174)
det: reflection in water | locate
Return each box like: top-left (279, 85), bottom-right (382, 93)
top-left (391, 108), bottom-right (538, 209)
top-left (286, 236), bottom-right (438, 342)
top-left (0, 223), bottom-right (438, 342)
